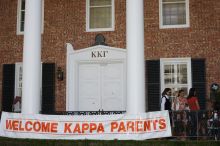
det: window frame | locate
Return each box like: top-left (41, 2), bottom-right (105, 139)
top-left (160, 58), bottom-right (192, 96)
top-left (159, 0), bottom-right (190, 29)
top-left (14, 62), bottom-right (23, 98)
top-left (17, 0), bottom-right (44, 35)
top-left (86, 0), bottom-right (115, 32)
top-left (14, 62), bottom-right (42, 99)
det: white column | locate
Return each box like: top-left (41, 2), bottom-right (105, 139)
top-left (22, 0), bottom-right (42, 114)
top-left (126, 0), bottom-right (145, 114)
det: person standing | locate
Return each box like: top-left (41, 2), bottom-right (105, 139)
top-left (187, 88), bottom-right (200, 111)
top-left (173, 89), bottom-right (189, 111)
top-left (161, 88), bottom-right (172, 111)
top-left (187, 88), bottom-right (200, 139)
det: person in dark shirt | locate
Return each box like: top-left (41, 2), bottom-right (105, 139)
top-left (161, 88), bottom-right (172, 111)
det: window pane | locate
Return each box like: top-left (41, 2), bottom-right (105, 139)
top-left (177, 5), bottom-right (186, 24)
top-left (164, 65), bottom-right (175, 84)
top-left (18, 0), bottom-right (44, 33)
top-left (90, 0), bottom-right (111, 6)
top-left (177, 64), bottom-right (187, 84)
top-left (21, 0), bottom-right (25, 10)
top-left (19, 0), bottom-right (26, 33)
top-left (20, 21), bottom-right (24, 32)
top-left (90, 7), bottom-right (112, 28)
top-left (21, 11), bottom-right (25, 22)
top-left (163, 3), bottom-right (186, 25)
top-left (162, 59), bottom-right (190, 99)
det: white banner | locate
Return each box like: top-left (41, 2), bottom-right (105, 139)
top-left (0, 111), bottom-right (171, 140)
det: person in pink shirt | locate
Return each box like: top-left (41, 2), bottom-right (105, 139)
top-left (173, 89), bottom-right (189, 111)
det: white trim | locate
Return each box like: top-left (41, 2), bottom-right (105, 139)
top-left (160, 58), bottom-right (192, 95)
top-left (86, 0), bottom-right (115, 32)
top-left (17, 0), bottom-right (23, 35)
top-left (17, 0), bottom-right (44, 35)
top-left (159, 0), bottom-right (190, 29)
top-left (14, 62), bottom-right (23, 98)
top-left (66, 44), bottom-right (126, 111)
top-left (65, 43), bottom-right (75, 111)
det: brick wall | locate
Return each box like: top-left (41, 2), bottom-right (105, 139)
top-left (0, 0), bottom-right (219, 111)
top-left (144, 0), bottom-right (220, 101)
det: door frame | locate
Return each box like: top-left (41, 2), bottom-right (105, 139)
top-left (66, 44), bottom-right (127, 111)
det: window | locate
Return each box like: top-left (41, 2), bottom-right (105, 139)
top-left (17, 0), bottom-right (44, 35)
top-left (147, 58), bottom-right (206, 111)
top-left (2, 63), bottom-right (55, 112)
top-left (14, 63), bottom-right (43, 99)
top-left (160, 58), bottom-right (192, 97)
top-left (159, 0), bottom-right (189, 28)
top-left (86, 0), bottom-right (114, 32)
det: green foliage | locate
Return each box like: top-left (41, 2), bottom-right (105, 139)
top-left (0, 138), bottom-right (220, 146)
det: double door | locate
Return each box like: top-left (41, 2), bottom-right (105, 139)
top-left (78, 62), bottom-right (125, 111)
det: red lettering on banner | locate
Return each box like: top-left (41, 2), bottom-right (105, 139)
top-left (136, 121), bottom-right (143, 132)
top-left (13, 120), bottom-right (19, 130)
top-left (97, 123), bottom-right (104, 133)
top-left (6, 120), bottom-right (12, 129)
top-left (19, 121), bottom-right (24, 131)
top-left (111, 122), bottom-right (118, 132)
top-left (4, 116), bottom-right (168, 135)
top-left (82, 123), bottom-right (89, 133)
top-left (64, 123), bottom-right (72, 133)
top-left (33, 121), bottom-right (41, 132)
top-left (64, 122), bottom-right (104, 134)
top-left (126, 121), bottom-right (134, 132)
top-left (73, 123), bottom-right (81, 133)
top-left (159, 119), bottom-right (166, 130)
top-left (143, 120), bottom-right (151, 131)
top-left (118, 122), bottom-right (126, 132)
top-left (51, 123), bottom-right (58, 133)
top-left (41, 122), bottom-right (50, 132)
top-left (153, 120), bottom-right (158, 130)
top-left (5, 119), bottom-right (58, 133)
top-left (110, 118), bottom-right (167, 133)
top-left (25, 121), bottom-right (33, 131)
top-left (90, 123), bottom-right (97, 133)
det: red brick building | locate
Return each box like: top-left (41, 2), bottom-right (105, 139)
top-left (0, 0), bottom-right (219, 113)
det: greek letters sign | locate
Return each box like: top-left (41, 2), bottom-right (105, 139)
top-left (0, 111), bottom-right (171, 140)
top-left (91, 51), bottom-right (108, 58)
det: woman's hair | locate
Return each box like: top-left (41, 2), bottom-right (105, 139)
top-left (187, 88), bottom-right (196, 99)
top-left (178, 89), bottom-right (184, 97)
top-left (162, 88), bottom-right (171, 96)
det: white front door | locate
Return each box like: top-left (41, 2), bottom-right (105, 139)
top-left (78, 62), bottom-right (125, 111)
top-left (78, 63), bottom-right (101, 111)
top-left (101, 62), bottom-right (124, 111)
